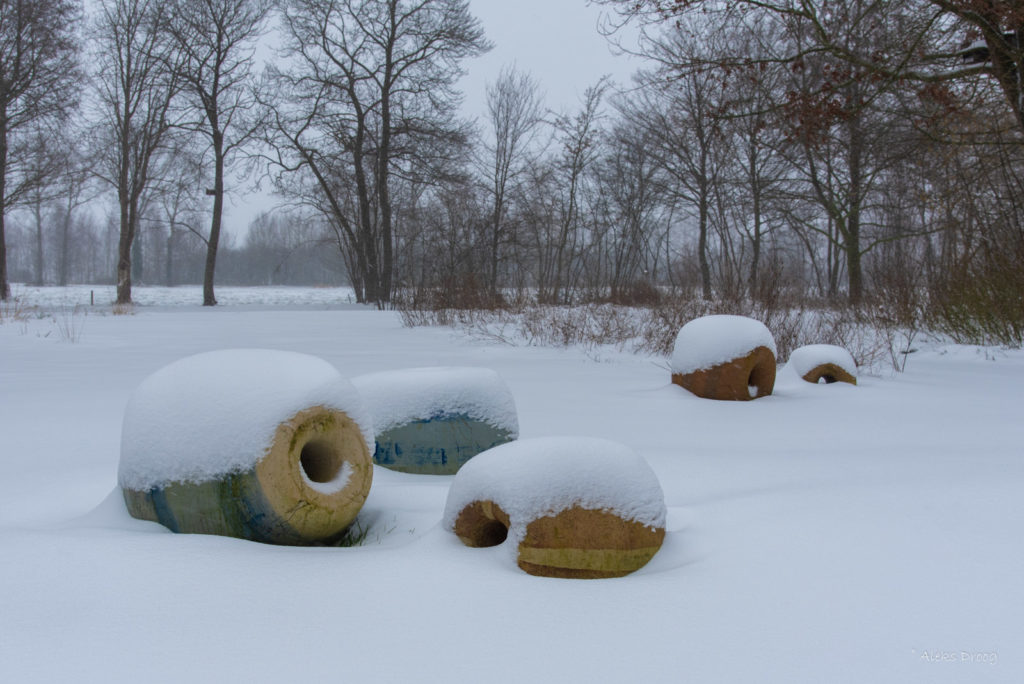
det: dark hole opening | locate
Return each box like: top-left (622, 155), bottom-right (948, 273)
top-left (474, 520), bottom-right (509, 547)
top-left (300, 440), bottom-right (343, 483)
top-left (747, 363), bottom-right (769, 395)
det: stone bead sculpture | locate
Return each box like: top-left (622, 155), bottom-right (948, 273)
top-left (670, 315), bottom-right (777, 400)
top-left (444, 437), bottom-right (667, 579)
top-left (353, 367), bottom-right (518, 475)
top-left (119, 349), bottom-right (374, 545)
top-left (787, 344), bottom-right (858, 385)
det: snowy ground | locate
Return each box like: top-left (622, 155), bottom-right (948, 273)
top-left (5, 283), bottom-right (360, 310)
top-left (1, 286), bottom-right (1020, 683)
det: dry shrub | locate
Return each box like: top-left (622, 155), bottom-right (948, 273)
top-left (395, 274), bottom-right (507, 313)
top-left (398, 289), bottom-right (915, 374)
top-left (521, 304), bottom-right (643, 348)
top-left (0, 295), bottom-right (32, 324)
top-left (928, 248), bottom-right (1024, 347)
top-left (619, 298), bottom-right (898, 372)
top-left (605, 280), bottom-right (663, 306)
top-left (54, 305), bottom-right (86, 343)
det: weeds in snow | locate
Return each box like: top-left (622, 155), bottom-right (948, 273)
top-left (53, 305), bottom-right (86, 343)
top-left (400, 295), bottom-right (923, 374)
top-left (0, 295), bottom-right (32, 325)
top-left (325, 519), bottom-right (382, 547)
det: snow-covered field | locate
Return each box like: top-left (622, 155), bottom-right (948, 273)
top-left (5, 283), bottom-right (360, 310)
top-left (1, 286), bottom-right (1020, 683)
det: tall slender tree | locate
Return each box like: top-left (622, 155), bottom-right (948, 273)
top-left (546, 79), bottom-right (607, 304)
top-left (166, 0), bottom-right (271, 306)
top-left (93, 0), bottom-right (181, 305)
top-left (0, 0), bottom-right (80, 300)
top-left (270, 0), bottom-right (489, 307)
top-left (479, 65), bottom-right (544, 300)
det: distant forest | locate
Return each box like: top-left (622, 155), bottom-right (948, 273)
top-left (0, 0), bottom-right (1021, 336)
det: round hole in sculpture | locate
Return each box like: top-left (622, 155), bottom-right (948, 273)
top-left (820, 374), bottom-right (837, 384)
top-left (454, 501), bottom-right (511, 547)
top-left (472, 520), bottom-right (509, 547)
top-left (300, 439), bottom-right (343, 483)
top-left (748, 361), bottom-right (773, 396)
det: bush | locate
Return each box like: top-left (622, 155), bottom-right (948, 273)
top-left (929, 248), bottom-right (1024, 347)
top-left (397, 289), bottom-right (908, 373)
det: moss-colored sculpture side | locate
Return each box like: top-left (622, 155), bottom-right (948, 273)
top-left (122, 470), bottom-right (324, 544)
top-left (122, 406), bottom-right (372, 545)
top-left (671, 345), bottom-right (776, 401)
top-left (373, 413), bottom-right (514, 475)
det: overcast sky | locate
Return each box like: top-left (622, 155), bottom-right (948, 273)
top-left (460, 0), bottom-right (638, 117)
top-left (228, 0), bottom-right (639, 240)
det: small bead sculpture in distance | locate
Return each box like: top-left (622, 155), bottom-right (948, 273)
top-left (787, 344), bottom-right (858, 385)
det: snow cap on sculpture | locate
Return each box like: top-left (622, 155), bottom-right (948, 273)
top-left (353, 366), bottom-right (518, 475)
top-left (670, 314), bottom-right (777, 400)
top-left (444, 436), bottom-right (667, 579)
top-left (786, 344), bottom-right (857, 385)
top-left (119, 349), bottom-right (374, 545)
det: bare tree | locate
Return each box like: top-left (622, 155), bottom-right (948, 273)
top-left (166, 0), bottom-right (271, 305)
top-left (53, 145), bottom-right (93, 287)
top-left (92, 0), bottom-right (183, 304)
top-left (599, 0), bottom-right (1024, 140)
top-left (545, 79), bottom-right (608, 304)
top-left (0, 0), bottom-right (80, 300)
top-left (22, 129), bottom-right (65, 285)
top-left (592, 119), bottom-right (668, 300)
top-left (270, 0), bottom-right (489, 307)
top-left (626, 58), bottom-right (725, 299)
top-left (479, 65), bottom-right (544, 299)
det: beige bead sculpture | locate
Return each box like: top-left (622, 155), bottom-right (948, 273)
top-left (670, 315), bottom-right (777, 400)
top-left (444, 437), bottom-right (667, 579)
top-left (118, 349), bottom-right (374, 546)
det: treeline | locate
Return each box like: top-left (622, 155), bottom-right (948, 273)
top-left (1, 0), bottom-right (1022, 340)
top-left (2, 209), bottom-right (344, 287)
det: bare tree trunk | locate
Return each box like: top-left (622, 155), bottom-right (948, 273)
top-left (165, 228), bottom-right (174, 286)
top-left (748, 130), bottom-right (763, 297)
top-left (750, 189), bottom-right (762, 296)
top-left (116, 193), bottom-right (133, 304)
top-left (33, 193), bottom-right (44, 286)
top-left (0, 217), bottom-right (7, 301)
top-left (58, 204), bottom-right (72, 286)
top-left (698, 190), bottom-right (711, 299)
top-left (827, 216), bottom-right (838, 300)
top-left (351, 111), bottom-right (379, 306)
top-left (846, 116), bottom-right (865, 305)
top-left (378, 1), bottom-right (396, 306)
top-left (203, 138), bottom-right (224, 306)
top-left (0, 111), bottom-right (9, 300)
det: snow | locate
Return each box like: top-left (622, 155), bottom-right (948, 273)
top-left (786, 343), bottom-right (858, 379)
top-left (352, 366), bottom-right (518, 434)
top-left (670, 314), bottom-right (778, 375)
top-left (442, 437), bottom-right (666, 549)
top-left (1, 286), bottom-right (1022, 683)
top-left (6, 284), bottom-right (359, 310)
top-left (301, 460), bottom-right (354, 495)
top-left (118, 349), bottom-right (374, 490)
